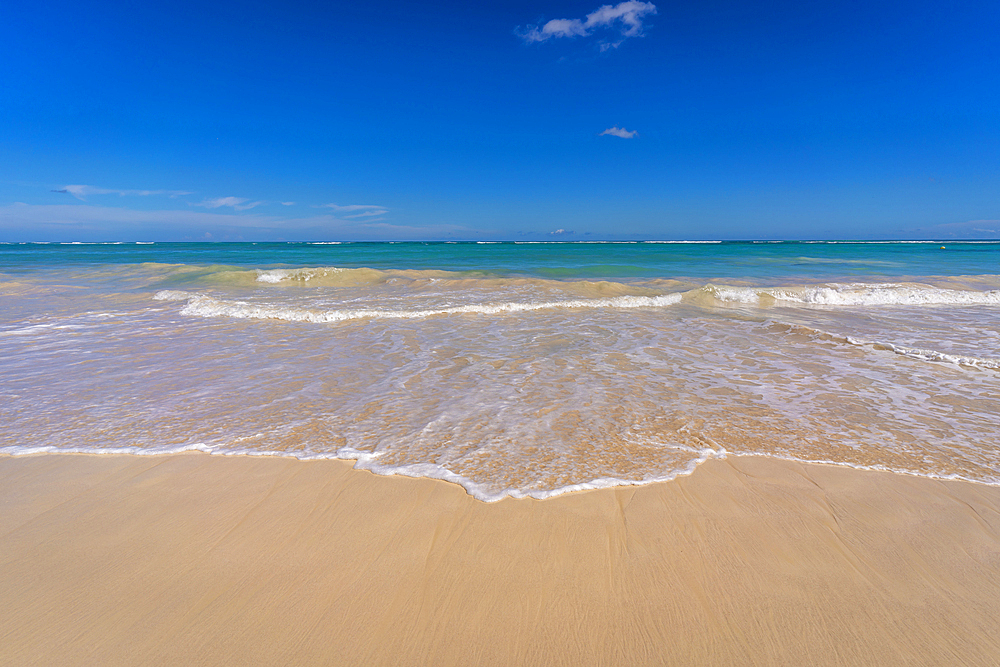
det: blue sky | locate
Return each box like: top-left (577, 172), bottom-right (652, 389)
top-left (1, 0), bottom-right (998, 241)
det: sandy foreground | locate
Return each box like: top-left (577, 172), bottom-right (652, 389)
top-left (1, 454), bottom-right (999, 666)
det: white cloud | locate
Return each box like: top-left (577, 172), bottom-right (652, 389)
top-left (0, 203), bottom-right (472, 241)
top-left (322, 203), bottom-right (390, 220)
top-left (531, 18), bottom-right (589, 40)
top-left (343, 210), bottom-right (389, 219)
top-left (281, 201), bottom-right (296, 206)
top-left (600, 126), bottom-right (638, 138)
top-left (322, 203), bottom-right (387, 213)
top-left (1, 203), bottom-right (273, 228)
top-left (518, 2), bottom-right (656, 46)
top-left (924, 219), bottom-right (1000, 238)
top-left (193, 197), bottom-right (265, 211)
top-left (585, 2), bottom-right (655, 36)
top-left (53, 184), bottom-right (193, 200)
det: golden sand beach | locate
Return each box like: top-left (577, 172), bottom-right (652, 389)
top-left (2, 453), bottom-right (999, 665)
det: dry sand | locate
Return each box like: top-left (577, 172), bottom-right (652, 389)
top-left (1, 453), bottom-right (999, 666)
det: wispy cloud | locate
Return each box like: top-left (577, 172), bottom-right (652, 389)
top-left (52, 184), bottom-right (193, 200)
top-left (343, 210), bottom-right (388, 219)
top-left (518, 2), bottom-right (656, 48)
top-left (925, 219), bottom-right (1000, 238)
top-left (321, 203), bottom-right (390, 220)
top-left (322, 203), bottom-right (388, 213)
top-left (192, 196), bottom-right (265, 211)
top-left (281, 201), bottom-right (296, 206)
top-left (0, 203), bottom-right (472, 241)
top-left (600, 126), bottom-right (638, 138)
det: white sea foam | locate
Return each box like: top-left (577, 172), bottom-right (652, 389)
top-left (154, 290), bottom-right (684, 322)
top-left (706, 283), bottom-right (1000, 307)
top-left (6, 443), bottom-right (996, 500)
top-left (847, 338), bottom-right (1000, 369)
top-left (0, 442), bottom-right (214, 457)
top-left (254, 268), bottom-right (344, 283)
top-left (766, 320), bottom-right (1000, 370)
top-left (343, 445), bottom-right (726, 502)
top-left (153, 290), bottom-right (192, 301)
top-left (0, 323), bottom-right (88, 337)
top-left (724, 453), bottom-right (1000, 486)
top-left (0, 441), bottom-right (727, 502)
top-left (11, 257), bottom-right (1000, 502)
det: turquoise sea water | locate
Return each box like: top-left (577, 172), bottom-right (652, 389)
top-left (4, 240), bottom-right (1000, 279)
top-left (2, 241), bottom-right (999, 500)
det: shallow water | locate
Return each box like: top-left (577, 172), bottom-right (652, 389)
top-left (2, 241), bottom-right (999, 500)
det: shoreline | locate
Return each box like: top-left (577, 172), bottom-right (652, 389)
top-left (4, 449), bottom-right (998, 502)
top-left (2, 452), bottom-right (1000, 665)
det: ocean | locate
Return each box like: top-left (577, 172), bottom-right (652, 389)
top-left (2, 240), bottom-right (999, 501)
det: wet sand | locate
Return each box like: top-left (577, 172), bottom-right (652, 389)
top-left (2, 453), bottom-right (999, 666)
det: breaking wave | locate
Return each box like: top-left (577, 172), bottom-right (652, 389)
top-left (154, 290), bottom-right (685, 322)
top-left (702, 282), bottom-right (1000, 307)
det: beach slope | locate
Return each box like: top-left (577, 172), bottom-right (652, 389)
top-left (2, 454), bottom-right (999, 665)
